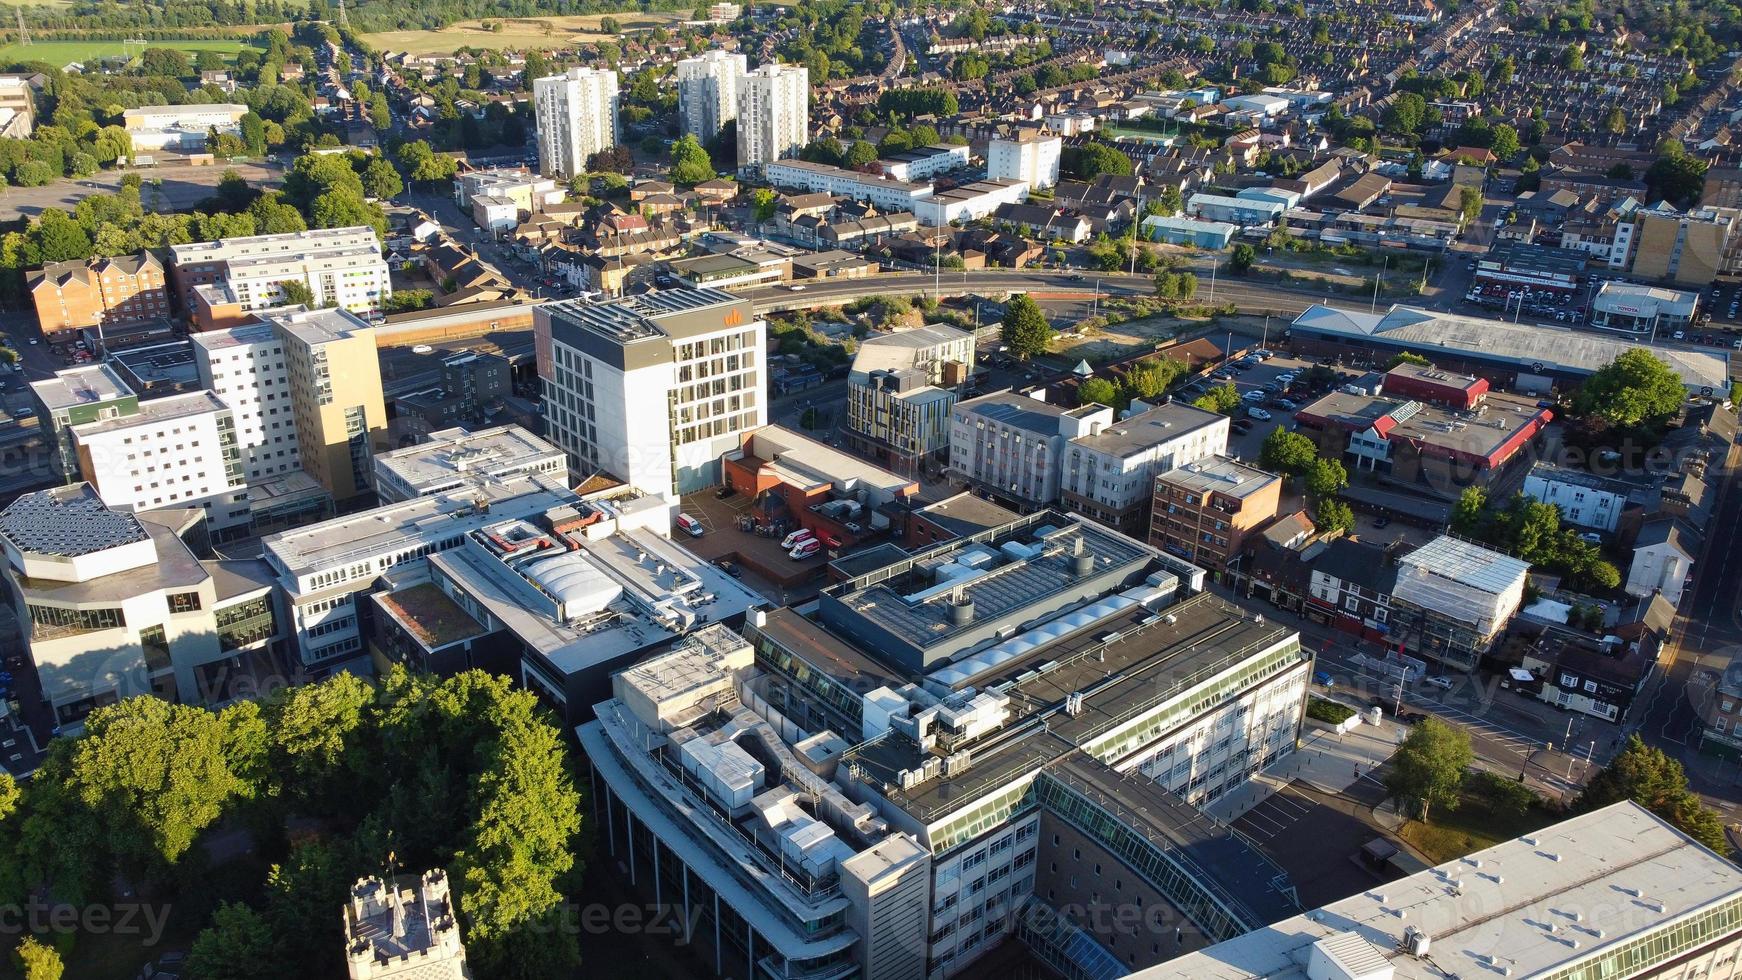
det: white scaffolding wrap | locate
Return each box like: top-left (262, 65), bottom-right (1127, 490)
top-left (1391, 536), bottom-right (1530, 636)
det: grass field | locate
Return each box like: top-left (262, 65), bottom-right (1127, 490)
top-left (0, 38), bottom-right (264, 68)
top-left (1397, 781), bottom-right (1557, 863)
top-left (362, 11), bottom-right (692, 54)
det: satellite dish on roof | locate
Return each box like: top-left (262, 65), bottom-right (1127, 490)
top-left (1073, 359), bottom-right (1093, 378)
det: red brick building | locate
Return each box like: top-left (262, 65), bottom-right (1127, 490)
top-left (29, 252), bottom-right (169, 339)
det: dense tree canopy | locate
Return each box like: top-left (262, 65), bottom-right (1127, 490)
top-left (1577, 735), bottom-right (1728, 853)
top-left (1385, 718), bottom-right (1474, 821)
top-left (1001, 294), bottom-right (1054, 360)
top-left (1571, 348), bottom-right (1688, 428)
top-left (0, 670), bottom-right (584, 978)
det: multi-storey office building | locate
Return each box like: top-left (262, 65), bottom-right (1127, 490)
top-left (375, 490), bottom-right (760, 725)
top-left (949, 391), bottom-right (1114, 512)
top-left (536, 289), bottom-right (766, 499)
top-left (534, 67), bottom-right (620, 179)
top-left (1061, 402), bottom-right (1229, 537)
top-left (68, 390), bottom-right (250, 538)
top-left (1149, 457), bottom-right (1284, 572)
top-left (737, 63), bottom-right (808, 170)
top-left (763, 160), bottom-right (934, 213)
top-left (191, 321), bottom-right (304, 485)
top-left (0, 484), bottom-right (279, 729)
top-left (255, 306), bottom-right (388, 503)
top-left (260, 470), bottom-right (577, 676)
top-left (31, 363), bottom-right (139, 484)
top-left (846, 324), bottom-right (976, 475)
top-left (676, 49), bottom-right (747, 143)
top-left (588, 508), bottom-right (1308, 979)
top-left (1135, 801), bottom-right (1742, 980)
top-left (373, 424), bottom-right (568, 503)
top-left (169, 226), bottom-right (391, 321)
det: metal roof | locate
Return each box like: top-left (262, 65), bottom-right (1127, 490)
top-left (0, 483), bottom-right (148, 557)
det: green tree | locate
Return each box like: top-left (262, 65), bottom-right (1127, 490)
top-left (1154, 185), bottom-right (1183, 217)
top-left (1571, 348), bottom-right (1687, 428)
top-left (1586, 560), bottom-right (1621, 590)
top-left (1452, 487), bottom-right (1488, 537)
top-left (1304, 457), bottom-right (1349, 498)
top-left (1229, 242), bottom-right (1256, 275)
top-left (1459, 186), bottom-right (1484, 223)
top-left (1078, 377), bottom-right (1119, 407)
top-left (1191, 383), bottom-right (1242, 415)
top-left (1577, 735), bottom-right (1728, 853)
top-left (362, 158), bottom-right (403, 201)
top-left (240, 112), bottom-right (268, 157)
top-left (139, 47), bottom-right (193, 78)
top-left (751, 187), bottom-right (777, 224)
top-left (15, 936), bottom-right (61, 980)
top-left (1561, 43), bottom-right (1585, 71)
top-left (1489, 123), bottom-right (1521, 162)
top-left (187, 902), bottom-right (277, 980)
top-left (1000, 294), bottom-right (1054, 360)
top-left (1383, 92), bottom-right (1428, 134)
top-left (1066, 141), bottom-right (1135, 180)
top-left (843, 140), bottom-right (879, 168)
top-left (1646, 152), bottom-right (1708, 207)
top-left (1314, 497), bottom-right (1355, 533)
top-left (277, 280), bottom-right (316, 307)
top-left (1260, 428), bottom-right (1318, 473)
top-left (1604, 105), bottom-right (1628, 135)
top-left (69, 698), bottom-right (244, 870)
top-left (33, 210), bottom-right (93, 263)
top-left (1384, 717), bottom-right (1473, 821)
top-left (669, 134), bottom-right (715, 186)
top-left (1386, 351), bottom-right (1431, 368)
top-left (1469, 770), bottom-right (1538, 818)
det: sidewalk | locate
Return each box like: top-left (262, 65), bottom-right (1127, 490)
top-left (1208, 717), bottom-right (1406, 823)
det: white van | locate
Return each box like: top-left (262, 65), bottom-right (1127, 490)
top-left (781, 528), bottom-right (815, 550)
top-left (675, 514), bottom-right (704, 537)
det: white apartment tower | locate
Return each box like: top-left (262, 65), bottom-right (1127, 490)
top-left (191, 322), bottom-right (302, 485)
top-left (676, 49), bottom-right (746, 143)
top-left (989, 132), bottom-right (1063, 190)
top-left (737, 62), bottom-right (809, 170)
top-left (534, 67), bottom-right (621, 179)
top-left (67, 391), bottom-right (250, 535)
top-left (535, 288), bottom-right (766, 500)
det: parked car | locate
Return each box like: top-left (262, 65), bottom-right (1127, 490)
top-left (1312, 671), bottom-right (1335, 687)
top-left (714, 559), bottom-right (743, 578)
top-left (675, 514), bottom-right (705, 537)
top-left (1276, 398), bottom-right (1299, 411)
top-left (1247, 407), bottom-right (1272, 421)
top-left (780, 528), bottom-right (815, 550)
top-left (1242, 390), bottom-right (1266, 402)
top-left (1423, 675), bottom-right (1455, 691)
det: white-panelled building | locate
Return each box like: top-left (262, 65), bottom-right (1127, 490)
top-left (191, 321), bottom-right (303, 484)
top-left (988, 132), bottom-right (1062, 190)
top-left (69, 390), bottom-right (249, 535)
top-left (534, 67), bottom-right (621, 179)
top-left (677, 49), bottom-right (747, 143)
top-left (536, 288), bottom-right (767, 500)
top-left (737, 62), bottom-right (809, 169)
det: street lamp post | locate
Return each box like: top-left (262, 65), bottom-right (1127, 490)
top-left (1370, 253), bottom-right (1389, 314)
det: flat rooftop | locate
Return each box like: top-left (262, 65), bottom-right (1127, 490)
top-left (1292, 304), bottom-right (1730, 391)
top-left (111, 341), bottom-right (199, 389)
top-left (1131, 801), bottom-right (1742, 980)
top-left (955, 390), bottom-right (1078, 436)
top-left (1069, 402), bottom-right (1225, 458)
top-left (1295, 390), bottom-right (1548, 464)
top-left (263, 474), bottom-right (574, 580)
top-left (71, 389), bottom-right (228, 437)
top-left (190, 319), bottom-right (281, 353)
top-left (912, 492), bottom-right (1024, 540)
top-left (841, 593), bottom-right (1299, 821)
top-left (734, 425), bottom-right (915, 497)
top-left (256, 305), bottom-right (373, 345)
top-left (375, 425), bottom-right (564, 494)
top-left (30, 364), bottom-right (132, 412)
top-left (824, 517), bottom-right (1151, 656)
top-left (1156, 456), bottom-right (1279, 500)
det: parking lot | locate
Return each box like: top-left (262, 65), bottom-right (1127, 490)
top-left (1174, 351), bottom-right (1360, 463)
top-left (676, 491), bottom-right (833, 603)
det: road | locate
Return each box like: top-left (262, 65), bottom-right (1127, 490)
top-left (0, 161), bottom-right (284, 220)
top-left (1632, 444), bottom-right (1742, 819)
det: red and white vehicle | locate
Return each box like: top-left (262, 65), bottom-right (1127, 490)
top-left (780, 528), bottom-right (815, 550)
top-left (789, 538), bottom-right (823, 560)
